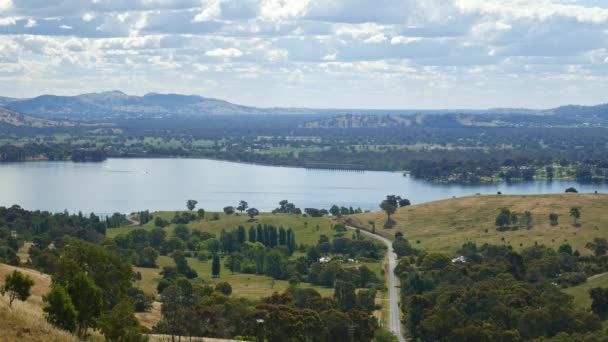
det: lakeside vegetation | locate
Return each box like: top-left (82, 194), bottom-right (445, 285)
top-left (2, 114), bottom-right (608, 185)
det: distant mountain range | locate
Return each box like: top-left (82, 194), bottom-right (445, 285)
top-left (0, 90), bottom-right (607, 126)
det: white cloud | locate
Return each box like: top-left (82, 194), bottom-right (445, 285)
top-left (1, 0), bottom-right (608, 108)
top-left (0, 0), bottom-right (11, 12)
top-left (205, 47), bottom-right (243, 58)
top-left (364, 34), bottom-right (387, 44)
top-left (260, 0), bottom-right (309, 21)
top-left (193, 63), bottom-right (209, 71)
top-left (193, 0), bottom-right (222, 22)
top-left (0, 16), bottom-right (17, 26)
top-left (24, 18), bottom-right (36, 27)
top-left (390, 36), bottom-right (422, 45)
top-left (322, 53), bottom-right (336, 61)
top-left (82, 13), bottom-right (95, 22)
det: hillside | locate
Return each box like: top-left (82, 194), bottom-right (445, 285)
top-left (3, 91), bottom-right (269, 121)
top-left (0, 264), bottom-right (80, 342)
top-left (563, 272), bottom-right (608, 311)
top-left (0, 107), bottom-right (71, 128)
top-left (342, 193), bottom-right (608, 254)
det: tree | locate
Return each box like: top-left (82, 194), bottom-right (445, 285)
top-left (586, 238), bottom-right (608, 257)
top-left (54, 240), bottom-right (133, 309)
top-left (247, 208), bottom-right (259, 220)
top-left (380, 200), bottom-right (397, 228)
top-left (495, 208), bottom-right (512, 227)
top-left (186, 199), bottom-right (198, 211)
top-left (98, 300), bottom-right (147, 342)
top-left (173, 250), bottom-right (197, 279)
top-left (197, 208), bottom-right (205, 219)
top-left (549, 213), bottom-right (559, 226)
top-left (248, 226), bottom-right (256, 243)
top-left (212, 254), bottom-right (221, 278)
top-left (137, 247), bottom-right (158, 268)
top-left (43, 285), bottom-right (77, 333)
top-left (1, 270), bottom-right (34, 307)
top-left (215, 282), bottom-right (232, 296)
top-left (237, 225), bottom-right (246, 244)
top-left (223, 206), bottom-right (235, 215)
top-left (589, 287), bottom-right (608, 319)
top-left (237, 200), bottom-right (248, 213)
top-left (330, 205), bottom-right (341, 217)
top-left (174, 224), bottom-right (190, 241)
top-left (334, 280), bottom-right (357, 312)
top-left (357, 288), bottom-right (377, 312)
top-left (398, 198), bottom-right (411, 207)
top-left (321, 309), bottom-right (352, 342)
top-left (160, 279), bottom-right (193, 341)
top-left (570, 207), bottom-right (581, 226)
top-left (67, 272), bottom-right (103, 337)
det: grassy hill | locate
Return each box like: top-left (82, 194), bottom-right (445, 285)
top-left (107, 211), bottom-right (334, 247)
top-left (342, 193), bottom-right (608, 254)
top-left (0, 264), bottom-right (81, 342)
top-left (563, 272), bottom-right (608, 310)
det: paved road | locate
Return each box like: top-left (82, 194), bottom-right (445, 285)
top-left (347, 226), bottom-right (406, 342)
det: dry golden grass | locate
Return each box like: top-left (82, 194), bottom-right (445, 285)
top-left (135, 300), bottom-right (162, 330)
top-left (0, 263), bottom-right (51, 307)
top-left (342, 193), bottom-right (608, 254)
top-left (0, 295), bottom-right (81, 342)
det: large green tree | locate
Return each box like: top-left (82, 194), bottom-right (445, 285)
top-left (43, 285), bottom-right (77, 333)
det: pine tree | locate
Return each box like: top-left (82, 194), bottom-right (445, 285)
top-left (212, 254), bottom-right (221, 278)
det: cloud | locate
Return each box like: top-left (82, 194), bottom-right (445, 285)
top-left (390, 36), bottom-right (422, 45)
top-left (0, 0), bottom-right (607, 108)
top-left (205, 47), bottom-right (243, 58)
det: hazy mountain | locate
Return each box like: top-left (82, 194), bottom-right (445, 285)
top-left (0, 96), bottom-right (16, 106)
top-left (3, 91), bottom-right (270, 121)
top-left (551, 103), bottom-right (608, 117)
top-left (2, 91), bottom-right (608, 125)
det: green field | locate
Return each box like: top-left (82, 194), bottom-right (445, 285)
top-left (108, 211), bottom-right (339, 247)
top-left (134, 256), bottom-right (335, 300)
top-left (563, 273), bottom-right (608, 311)
top-left (343, 193), bottom-right (608, 254)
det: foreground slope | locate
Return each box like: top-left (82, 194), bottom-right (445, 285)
top-left (343, 193), bottom-right (608, 254)
top-left (0, 264), bottom-right (80, 342)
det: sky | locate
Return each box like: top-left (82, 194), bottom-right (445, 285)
top-left (1, 0), bottom-right (608, 109)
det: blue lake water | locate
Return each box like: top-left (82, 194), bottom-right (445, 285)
top-left (0, 158), bottom-right (606, 214)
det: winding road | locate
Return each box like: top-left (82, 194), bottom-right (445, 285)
top-left (347, 226), bottom-right (406, 342)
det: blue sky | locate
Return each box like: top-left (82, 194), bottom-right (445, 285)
top-left (1, 0), bottom-right (608, 109)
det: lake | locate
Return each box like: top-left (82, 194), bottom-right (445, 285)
top-left (0, 158), bottom-right (606, 214)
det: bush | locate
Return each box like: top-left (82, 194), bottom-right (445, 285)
top-left (421, 253), bottom-right (451, 270)
top-left (215, 282), bottom-right (232, 296)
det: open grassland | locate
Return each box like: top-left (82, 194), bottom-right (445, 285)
top-left (343, 193), bottom-right (608, 254)
top-left (108, 212), bottom-right (334, 247)
top-left (563, 273), bottom-right (608, 311)
top-left (137, 255), bottom-right (333, 299)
